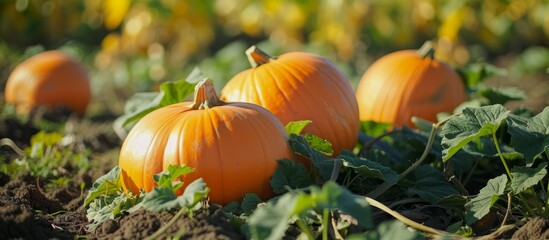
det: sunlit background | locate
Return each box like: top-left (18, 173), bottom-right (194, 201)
top-left (1, 0), bottom-right (548, 115)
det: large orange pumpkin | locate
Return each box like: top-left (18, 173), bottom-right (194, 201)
top-left (4, 50), bottom-right (91, 115)
top-left (356, 41), bottom-right (467, 127)
top-left (119, 79), bottom-right (293, 205)
top-left (220, 46), bottom-right (360, 155)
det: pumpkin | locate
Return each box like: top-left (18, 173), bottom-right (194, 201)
top-left (355, 41), bottom-right (467, 127)
top-left (220, 46), bottom-right (360, 155)
top-left (4, 50), bottom-right (91, 115)
top-left (119, 79), bottom-right (293, 205)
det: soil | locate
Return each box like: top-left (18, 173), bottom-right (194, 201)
top-left (512, 218), bottom-right (549, 240)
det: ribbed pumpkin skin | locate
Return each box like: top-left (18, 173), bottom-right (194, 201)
top-left (4, 50), bottom-right (91, 115)
top-left (119, 87), bottom-right (292, 205)
top-left (220, 51), bottom-right (360, 155)
top-left (356, 49), bottom-right (467, 127)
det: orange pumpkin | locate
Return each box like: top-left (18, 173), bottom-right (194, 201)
top-left (356, 41), bottom-right (467, 127)
top-left (4, 50), bottom-right (91, 115)
top-left (220, 46), bottom-right (360, 155)
top-left (119, 79), bottom-right (293, 205)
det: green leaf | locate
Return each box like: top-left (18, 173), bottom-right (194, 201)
top-left (510, 163), bottom-right (548, 194)
top-left (245, 193), bottom-right (297, 240)
top-left (245, 181), bottom-right (372, 240)
top-left (441, 105), bottom-right (510, 162)
top-left (456, 62), bottom-right (507, 89)
top-left (303, 133), bottom-right (333, 156)
top-left (508, 107), bottom-right (549, 163)
top-left (360, 121), bottom-right (392, 137)
top-left (269, 159), bottom-right (313, 194)
top-left (87, 193), bottom-right (134, 231)
top-left (340, 154), bottom-right (398, 184)
top-left (408, 165), bottom-right (459, 204)
top-left (285, 120), bottom-right (312, 135)
top-left (465, 175), bottom-right (508, 225)
top-left (84, 166), bottom-right (122, 207)
top-left (139, 187), bottom-right (179, 212)
top-left (153, 164), bottom-right (195, 190)
top-left (347, 220), bottom-right (426, 240)
top-left (241, 193), bottom-right (264, 215)
top-left (30, 131), bottom-right (63, 146)
top-left (477, 87), bottom-right (526, 105)
top-left (116, 70), bottom-right (200, 128)
top-left (139, 178), bottom-right (210, 212)
top-left (289, 134), bottom-right (335, 180)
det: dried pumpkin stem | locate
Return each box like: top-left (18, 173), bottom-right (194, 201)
top-left (246, 45), bottom-right (273, 68)
top-left (191, 79), bottom-right (224, 110)
top-left (417, 41), bottom-right (435, 59)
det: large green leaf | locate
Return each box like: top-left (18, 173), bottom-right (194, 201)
top-left (508, 107), bottom-right (549, 163)
top-left (289, 134), bottom-right (335, 180)
top-left (84, 166), bottom-right (121, 207)
top-left (510, 163), bottom-right (548, 194)
top-left (269, 159), bottom-right (313, 194)
top-left (477, 87), bottom-right (526, 105)
top-left (455, 62), bottom-right (507, 89)
top-left (340, 154), bottom-right (398, 184)
top-left (115, 68), bottom-right (204, 129)
top-left (441, 105), bottom-right (510, 162)
top-left (408, 165), bottom-right (459, 204)
top-left (347, 220), bottom-right (426, 240)
top-left (138, 178), bottom-right (210, 212)
top-left (465, 175), bottom-right (508, 225)
top-left (245, 182), bottom-right (372, 240)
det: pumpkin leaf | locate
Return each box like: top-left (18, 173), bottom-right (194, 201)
top-left (464, 174), bottom-right (508, 225)
top-left (139, 178), bottom-right (210, 212)
top-left (510, 163), bottom-right (548, 194)
top-left (84, 166), bottom-right (122, 207)
top-left (477, 87), bottom-right (526, 105)
top-left (441, 105), bottom-right (510, 162)
top-left (407, 165), bottom-right (459, 204)
top-left (360, 121), bottom-right (392, 137)
top-left (86, 193), bottom-right (135, 231)
top-left (285, 120), bottom-right (312, 135)
top-left (304, 133), bottom-right (333, 156)
top-left (245, 193), bottom-right (298, 240)
top-left (116, 69), bottom-right (201, 128)
top-left (270, 159), bottom-right (313, 194)
top-left (245, 181), bottom-right (372, 240)
top-left (346, 220), bottom-right (426, 240)
top-left (289, 134), bottom-right (335, 181)
top-left (455, 62), bottom-right (507, 89)
top-left (339, 154), bottom-right (399, 184)
top-left (241, 193), bottom-right (264, 216)
top-left (508, 107), bottom-right (549, 163)
top-left (153, 164), bottom-right (195, 190)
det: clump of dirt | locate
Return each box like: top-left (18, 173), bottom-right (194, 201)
top-left (94, 205), bottom-right (243, 239)
top-left (512, 217), bottom-right (549, 240)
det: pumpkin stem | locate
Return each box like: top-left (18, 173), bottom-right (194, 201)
top-left (192, 79), bottom-right (224, 110)
top-left (417, 41), bottom-right (436, 59)
top-left (246, 45), bottom-right (273, 68)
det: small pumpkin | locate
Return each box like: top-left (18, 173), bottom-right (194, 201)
top-left (4, 50), bottom-right (91, 115)
top-left (356, 41), bottom-right (467, 127)
top-left (119, 79), bottom-right (293, 205)
top-left (220, 46), bottom-right (360, 155)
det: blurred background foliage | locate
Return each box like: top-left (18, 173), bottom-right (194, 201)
top-left (0, 0), bottom-right (548, 115)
